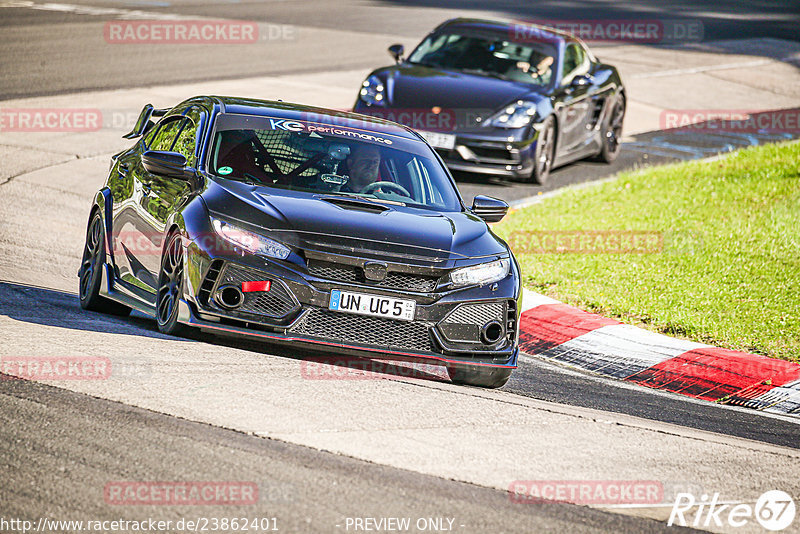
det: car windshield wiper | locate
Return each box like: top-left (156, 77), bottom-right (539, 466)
top-left (461, 68), bottom-right (511, 81)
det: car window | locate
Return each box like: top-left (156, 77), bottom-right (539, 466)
top-left (408, 32), bottom-right (557, 86)
top-left (147, 117), bottom-right (183, 152)
top-left (207, 113), bottom-right (462, 212)
top-left (142, 119), bottom-right (159, 147)
top-left (407, 33), bottom-right (451, 61)
top-left (170, 120), bottom-right (197, 161)
top-left (562, 43), bottom-right (589, 85)
top-left (170, 106), bottom-right (205, 163)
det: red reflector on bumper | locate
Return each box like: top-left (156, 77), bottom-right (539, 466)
top-left (241, 281), bottom-right (271, 292)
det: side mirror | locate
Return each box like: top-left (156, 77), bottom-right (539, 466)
top-left (388, 44), bottom-right (405, 63)
top-left (471, 195), bottom-right (509, 223)
top-left (141, 150), bottom-right (190, 179)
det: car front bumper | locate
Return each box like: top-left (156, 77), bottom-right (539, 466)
top-left (179, 239), bottom-right (521, 370)
top-left (433, 133), bottom-right (537, 180)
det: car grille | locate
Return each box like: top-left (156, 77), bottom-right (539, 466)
top-left (217, 264), bottom-right (299, 318)
top-left (290, 308), bottom-right (433, 353)
top-left (438, 302), bottom-right (506, 344)
top-left (307, 259), bottom-right (439, 293)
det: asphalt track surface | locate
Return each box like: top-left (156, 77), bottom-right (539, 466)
top-left (2, 1), bottom-right (800, 532)
top-left (2, 0), bottom-right (798, 207)
top-left (1, 0), bottom-right (798, 100)
top-left (2, 374), bottom-right (697, 534)
top-left (4, 280), bottom-right (800, 449)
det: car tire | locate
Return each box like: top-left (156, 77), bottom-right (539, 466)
top-left (529, 116), bottom-right (556, 185)
top-left (447, 365), bottom-right (513, 389)
top-left (156, 231), bottom-right (192, 337)
top-left (78, 212), bottom-right (132, 316)
top-left (596, 94), bottom-right (625, 163)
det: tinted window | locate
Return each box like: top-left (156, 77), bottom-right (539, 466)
top-left (147, 118), bottom-right (183, 151)
top-left (562, 43), bottom-right (588, 84)
top-left (207, 113), bottom-right (462, 212)
top-left (408, 32), bottom-right (557, 86)
top-left (171, 113), bottom-right (203, 164)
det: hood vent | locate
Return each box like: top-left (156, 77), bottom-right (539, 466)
top-left (320, 196), bottom-right (390, 213)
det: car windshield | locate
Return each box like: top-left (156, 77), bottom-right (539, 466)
top-left (207, 113), bottom-right (462, 212)
top-left (408, 32), bottom-right (557, 86)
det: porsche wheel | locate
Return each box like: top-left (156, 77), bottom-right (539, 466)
top-left (597, 94), bottom-right (625, 163)
top-left (530, 116), bottom-right (555, 185)
top-left (447, 365), bottom-right (513, 389)
top-left (78, 212), bottom-right (131, 316)
top-left (156, 232), bottom-right (191, 336)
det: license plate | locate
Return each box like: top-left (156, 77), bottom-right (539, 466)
top-left (418, 130), bottom-right (456, 150)
top-left (329, 289), bottom-right (416, 321)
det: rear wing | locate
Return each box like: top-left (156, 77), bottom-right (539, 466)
top-left (122, 104), bottom-right (169, 139)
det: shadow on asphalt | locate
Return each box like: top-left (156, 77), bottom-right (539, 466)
top-left (0, 280), bottom-right (185, 340)
top-left (0, 280), bottom-right (451, 385)
top-left (3, 280), bottom-right (799, 447)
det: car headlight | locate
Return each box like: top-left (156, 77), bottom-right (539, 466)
top-left (450, 258), bottom-right (510, 287)
top-left (487, 100), bottom-right (537, 128)
top-left (359, 75), bottom-right (386, 106)
top-left (211, 217), bottom-right (290, 260)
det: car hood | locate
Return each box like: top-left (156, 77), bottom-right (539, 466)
top-left (202, 179), bottom-right (509, 266)
top-left (378, 64), bottom-right (543, 112)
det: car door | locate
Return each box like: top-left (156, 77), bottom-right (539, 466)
top-left (554, 42), bottom-right (596, 156)
top-left (108, 144), bottom-right (144, 292)
top-left (144, 108), bottom-right (204, 276)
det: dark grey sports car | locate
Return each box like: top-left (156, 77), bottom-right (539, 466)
top-left (353, 18), bottom-right (626, 184)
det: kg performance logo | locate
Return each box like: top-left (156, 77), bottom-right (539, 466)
top-left (668, 490), bottom-right (796, 531)
top-left (267, 117), bottom-right (395, 145)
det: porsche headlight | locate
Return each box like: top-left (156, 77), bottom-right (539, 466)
top-left (211, 217), bottom-right (290, 260)
top-left (359, 75), bottom-right (386, 106)
top-left (450, 258), bottom-right (510, 287)
top-left (487, 100), bottom-right (537, 128)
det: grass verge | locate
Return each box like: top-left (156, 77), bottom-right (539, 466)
top-left (495, 140), bottom-right (800, 362)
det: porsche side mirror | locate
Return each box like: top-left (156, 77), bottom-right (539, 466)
top-left (142, 150), bottom-right (190, 179)
top-left (388, 44), bottom-right (405, 63)
top-left (471, 195), bottom-right (509, 223)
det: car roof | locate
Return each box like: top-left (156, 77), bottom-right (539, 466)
top-left (202, 96), bottom-right (422, 140)
top-left (434, 17), bottom-right (570, 46)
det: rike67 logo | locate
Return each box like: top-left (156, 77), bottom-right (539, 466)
top-left (668, 490), bottom-right (796, 531)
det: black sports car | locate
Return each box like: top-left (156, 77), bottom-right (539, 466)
top-left (79, 96), bottom-right (521, 388)
top-left (353, 18), bottom-right (626, 184)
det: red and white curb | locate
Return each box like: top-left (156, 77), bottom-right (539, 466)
top-left (518, 290), bottom-right (800, 417)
